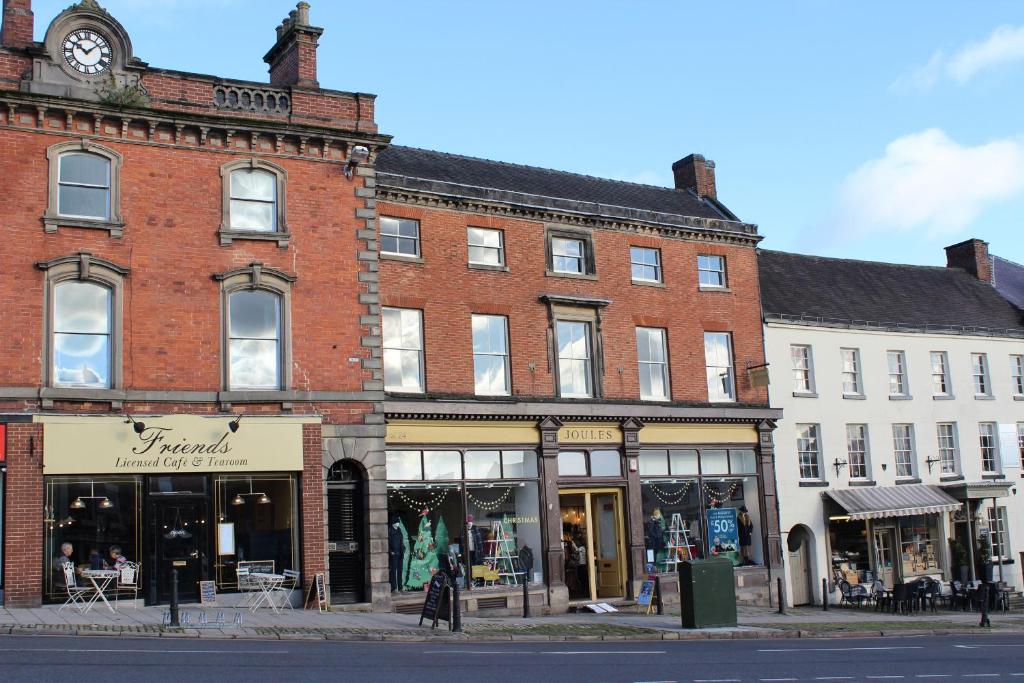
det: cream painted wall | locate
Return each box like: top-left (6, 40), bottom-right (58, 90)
top-left (765, 322), bottom-right (1024, 606)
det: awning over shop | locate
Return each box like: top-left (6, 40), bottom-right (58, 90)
top-left (940, 480), bottom-right (1013, 501)
top-left (824, 484), bottom-right (961, 520)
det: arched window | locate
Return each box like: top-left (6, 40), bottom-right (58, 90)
top-left (228, 289), bottom-right (282, 390)
top-left (215, 262), bottom-right (295, 392)
top-left (219, 159), bottom-right (289, 246)
top-left (44, 140), bottom-right (124, 236)
top-left (38, 252), bottom-right (129, 390)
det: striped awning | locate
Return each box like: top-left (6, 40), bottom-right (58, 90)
top-left (824, 484), bottom-right (962, 520)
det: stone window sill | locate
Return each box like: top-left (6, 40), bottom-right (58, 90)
top-left (933, 394), bottom-right (956, 401)
top-left (1014, 395), bottom-right (1024, 402)
top-left (895, 477), bottom-right (922, 484)
top-left (219, 229), bottom-right (290, 247)
top-left (849, 479), bottom-right (877, 487)
top-left (545, 269), bottom-right (598, 281)
top-left (468, 262), bottom-right (509, 273)
top-left (843, 393), bottom-right (866, 400)
top-left (632, 279), bottom-right (666, 288)
top-left (698, 286), bottom-right (732, 293)
top-left (792, 391), bottom-right (818, 398)
top-left (43, 214), bottom-right (125, 238)
top-left (974, 394), bottom-right (996, 401)
top-left (982, 473), bottom-right (1006, 480)
top-left (889, 395), bottom-right (913, 401)
top-left (380, 252), bottom-right (424, 264)
top-left (940, 474), bottom-right (964, 482)
top-left (799, 480), bottom-right (828, 487)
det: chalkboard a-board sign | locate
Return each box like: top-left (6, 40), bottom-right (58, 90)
top-left (419, 573), bottom-right (452, 629)
top-left (198, 580), bottom-right (217, 606)
top-left (304, 572), bottom-right (328, 612)
top-left (237, 560), bottom-right (274, 576)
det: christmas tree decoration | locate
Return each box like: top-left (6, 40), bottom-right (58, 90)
top-left (404, 509), bottom-right (438, 590)
top-left (435, 515), bottom-right (449, 557)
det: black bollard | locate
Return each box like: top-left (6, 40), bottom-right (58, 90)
top-left (522, 577), bottom-right (531, 618)
top-left (655, 575), bottom-right (664, 616)
top-left (169, 568), bottom-right (180, 627)
top-left (778, 577), bottom-right (785, 615)
top-left (451, 579), bottom-right (463, 633)
top-left (979, 583), bottom-right (991, 628)
top-left (822, 578), bottom-right (828, 611)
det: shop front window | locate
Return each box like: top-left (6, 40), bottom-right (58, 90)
top-left (215, 474), bottom-right (299, 590)
top-left (898, 514), bottom-right (939, 577)
top-left (44, 476), bottom-right (142, 601)
top-left (386, 449), bottom-right (542, 593)
top-left (639, 447), bottom-right (762, 570)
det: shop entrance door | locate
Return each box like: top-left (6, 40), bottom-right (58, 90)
top-left (150, 498), bottom-right (211, 603)
top-left (872, 527), bottom-right (897, 588)
top-left (558, 488), bottom-right (626, 603)
top-left (326, 460), bottom-right (366, 604)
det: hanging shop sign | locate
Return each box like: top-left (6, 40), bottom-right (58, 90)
top-left (706, 507), bottom-right (740, 565)
top-left (38, 415), bottom-right (317, 474)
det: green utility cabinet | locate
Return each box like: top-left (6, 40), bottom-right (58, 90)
top-left (678, 558), bottom-right (737, 628)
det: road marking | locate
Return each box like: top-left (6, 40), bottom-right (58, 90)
top-left (545, 650), bottom-right (666, 655)
top-left (866, 677), bottom-right (904, 680)
top-left (962, 676), bottom-right (1000, 678)
top-left (915, 676), bottom-right (951, 679)
top-left (759, 646), bottom-right (924, 653)
top-left (695, 679), bottom-right (740, 682)
top-left (0, 647), bottom-right (289, 655)
top-left (955, 645), bottom-right (1023, 649)
top-left (760, 678), bottom-right (798, 681)
top-left (815, 678), bottom-right (854, 681)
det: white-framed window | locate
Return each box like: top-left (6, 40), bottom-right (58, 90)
top-left (636, 327), bottom-right (670, 401)
top-left (972, 353), bottom-right (990, 396)
top-left (382, 307), bottom-right (424, 392)
top-left (53, 281), bottom-right (112, 388)
top-left (704, 332), bottom-right (735, 402)
top-left (1018, 422), bottom-right (1024, 469)
top-left (846, 424), bottom-right (870, 479)
top-left (467, 227), bottom-right (504, 266)
top-left (791, 345), bottom-right (815, 394)
top-left (630, 247), bottom-right (662, 283)
top-left (887, 350), bottom-right (908, 396)
top-left (979, 422), bottom-right (999, 473)
top-left (936, 423), bottom-right (960, 475)
top-left (988, 506), bottom-right (1011, 561)
top-left (556, 320), bottom-right (593, 398)
top-left (797, 424), bottom-right (822, 480)
top-left (471, 314), bottom-right (510, 396)
top-left (892, 424), bottom-right (916, 479)
top-left (841, 348), bottom-right (862, 395)
top-left (697, 254), bottom-right (727, 288)
top-left (57, 151), bottom-right (111, 220)
top-left (227, 290), bottom-right (282, 390)
top-left (228, 168), bottom-right (278, 232)
top-left (931, 352), bottom-right (951, 396)
top-left (380, 217), bottom-right (421, 257)
top-left (552, 237), bottom-right (586, 274)
top-left (1011, 355), bottom-right (1024, 396)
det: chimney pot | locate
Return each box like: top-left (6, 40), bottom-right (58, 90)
top-left (296, 2), bottom-right (311, 25)
top-left (672, 153), bottom-right (717, 201)
top-left (945, 238), bottom-right (993, 283)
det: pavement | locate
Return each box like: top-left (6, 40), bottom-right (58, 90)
top-left (1, 602), bottom-right (1022, 641)
top-left (2, 632), bottom-right (1024, 683)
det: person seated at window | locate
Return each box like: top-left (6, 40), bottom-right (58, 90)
top-left (88, 547), bottom-right (104, 570)
top-left (107, 545), bottom-right (128, 571)
top-left (53, 542), bottom-right (74, 587)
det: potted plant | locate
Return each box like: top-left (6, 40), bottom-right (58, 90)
top-left (975, 537), bottom-right (993, 582)
top-left (949, 538), bottom-right (969, 583)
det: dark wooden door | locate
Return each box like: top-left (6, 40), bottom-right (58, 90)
top-left (327, 462), bottom-right (365, 603)
top-left (151, 498), bottom-right (210, 603)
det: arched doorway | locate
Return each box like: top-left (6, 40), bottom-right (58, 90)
top-left (326, 460), bottom-right (366, 604)
top-left (787, 524), bottom-right (814, 606)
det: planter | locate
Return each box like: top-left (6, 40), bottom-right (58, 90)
top-left (983, 563), bottom-right (994, 583)
top-left (957, 565), bottom-right (969, 583)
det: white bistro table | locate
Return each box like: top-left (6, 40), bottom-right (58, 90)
top-left (79, 569), bottom-right (119, 613)
top-left (248, 572), bottom-right (286, 614)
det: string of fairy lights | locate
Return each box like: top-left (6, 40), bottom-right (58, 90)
top-left (388, 486), bottom-right (516, 512)
top-left (645, 480), bottom-right (742, 507)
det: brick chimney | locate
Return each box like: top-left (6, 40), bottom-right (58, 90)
top-left (945, 238), bottom-right (993, 283)
top-left (672, 154), bottom-right (717, 200)
top-left (264, 2), bottom-right (323, 88)
top-left (1, 0), bottom-right (33, 50)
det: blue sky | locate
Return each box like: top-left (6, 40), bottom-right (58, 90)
top-left (33, 0), bottom-right (1024, 265)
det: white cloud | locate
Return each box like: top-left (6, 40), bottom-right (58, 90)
top-left (832, 128), bottom-right (1024, 238)
top-left (894, 25), bottom-right (1024, 91)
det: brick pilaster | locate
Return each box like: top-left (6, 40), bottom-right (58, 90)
top-left (300, 422), bottom-right (325, 605)
top-left (4, 422), bottom-right (42, 607)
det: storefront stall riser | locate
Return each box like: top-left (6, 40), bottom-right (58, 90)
top-left (2, 415), bottom-right (327, 608)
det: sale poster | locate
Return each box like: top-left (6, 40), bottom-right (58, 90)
top-left (706, 507), bottom-right (740, 566)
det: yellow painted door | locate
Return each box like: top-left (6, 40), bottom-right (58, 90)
top-left (592, 492), bottom-right (623, 598)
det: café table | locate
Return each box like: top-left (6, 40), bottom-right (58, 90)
top-left (248, 572), bottom-right (286, 614)
top-left (79, 569), bottom-right (120, 613)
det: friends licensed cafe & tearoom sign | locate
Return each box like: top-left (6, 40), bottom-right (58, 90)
top-left (39, 415), bottom-right (314, 474)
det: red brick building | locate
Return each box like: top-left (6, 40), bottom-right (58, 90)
top-left (375, 147), bottom-right (783, 612)
top-left (0, 1), bottom-right (391, 608)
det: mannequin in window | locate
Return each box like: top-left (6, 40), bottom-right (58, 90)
top-left (644, 507), bottom-right (667, 569)
top-left (738, 505), bottom-right (755, 566)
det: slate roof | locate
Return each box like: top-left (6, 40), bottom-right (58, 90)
top-left (375, 145), bottom-right (745, 227)
top-left (993, 255), bottom-right (1024, 311)
top-left (758, 249), bottom-right (1024, 335)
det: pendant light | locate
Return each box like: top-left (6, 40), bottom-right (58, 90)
top-left (70, 481), bottom-right (113, 510)
top-left (231, 477), bottom-right (270, 506)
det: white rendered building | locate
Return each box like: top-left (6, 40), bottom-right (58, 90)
top-left (761, 240), bottom-right (1024, 606)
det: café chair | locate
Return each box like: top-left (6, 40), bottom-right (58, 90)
top-left (276, 569), bottom-right (301, 610)
top-left (114, 561), bottom-right (141, 609)
top-left (58, 562), bottom-right (96, 613)
top-left (235, 567), bottom-right (257, 608)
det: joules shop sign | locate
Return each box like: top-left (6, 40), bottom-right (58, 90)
top-left (39, 415), bottom-right (313, 474)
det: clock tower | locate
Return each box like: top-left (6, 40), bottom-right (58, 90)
top-left (22, 0), bottom-right (145, 102)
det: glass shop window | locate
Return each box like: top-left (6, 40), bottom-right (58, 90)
top-left (215, 475), bottom-right (299, 590)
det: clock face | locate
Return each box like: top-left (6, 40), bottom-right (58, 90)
top-left (62, 30), bottom-right (112, 76)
